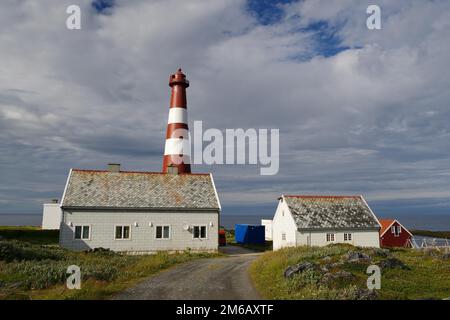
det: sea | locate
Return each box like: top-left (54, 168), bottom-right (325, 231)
top-left (1, 213), bottom-right (449, 231)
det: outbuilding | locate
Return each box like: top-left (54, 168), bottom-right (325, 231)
top-left (272, 195), bottom-right (381, 250)
top-left (379, 219), bottom-right (413, 248)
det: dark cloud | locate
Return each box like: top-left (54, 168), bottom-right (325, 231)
top-left (0, 0), bottom-right (450, 221)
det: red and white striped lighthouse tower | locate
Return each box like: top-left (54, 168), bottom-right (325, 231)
top-left (162, 68), bottom-right (191, 174)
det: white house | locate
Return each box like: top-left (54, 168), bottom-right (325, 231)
top-left (272, 195), bottom-right (381, 250)
top-left (42, 200), bottom-right (62, 230)
top-left (59, 164), bottom-right (221, 253)
top-left (261, 219), bottom-right (273, 241)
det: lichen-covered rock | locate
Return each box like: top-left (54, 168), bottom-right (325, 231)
top-left (320, 271), bottom-right (355, 285)
top-left (370, 248), bottom-right (390, 257)
top-left (355, 289), bottom-right (378, 300)
top-left (343, 251), bottom-right (371, 263)
top-left (378, 258), bottom-right (410, 270)
top-left (284, 262), bottom-right (315, 278)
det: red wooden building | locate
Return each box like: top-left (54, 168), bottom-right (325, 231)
top-left (379, 219), bottom-right (413, 248)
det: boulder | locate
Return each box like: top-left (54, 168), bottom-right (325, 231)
top-left (284, 262), bottom-right (315, 278)
top-left (355, 289), bottom-right (378, 300)
top-left (320, 271), bottom-right (355, 285)
top-left (378, 258), bottom-right (409, 270)
top-left (343, 251), bottom-right (371, 263)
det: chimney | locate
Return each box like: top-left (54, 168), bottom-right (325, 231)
top-left (51, 199), bottom-right (59, 204)
top-left (108, 163), bottom-right (121, 172)
top-left (162, 68), bottom-right (191, 174)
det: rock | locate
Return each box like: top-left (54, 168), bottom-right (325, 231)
top-left (329, 262), bottom-right (344, 268)
top-left (320, 271), bottom-right (355, 285)
top-left (378, 258), bottom-right (409, 270)
top-left (371, 248), bottom-right (390, 257)
top-left (355, 289), bottom-right (378, 300)
top-left (284, 262), bottom-right (315, 278)
top-left (343, 251), bottom-right (371, 263)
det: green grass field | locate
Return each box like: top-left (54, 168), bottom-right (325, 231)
top-left (250, 244), bottom-right (450, 300)
top-left (0, 227), bottom-right (217, 300)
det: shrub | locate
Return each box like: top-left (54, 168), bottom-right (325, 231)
top-left (0, 240), bottom-right (63, 262)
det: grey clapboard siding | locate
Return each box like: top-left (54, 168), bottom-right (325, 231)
top-left (60, 210), bottom-right (219, 252)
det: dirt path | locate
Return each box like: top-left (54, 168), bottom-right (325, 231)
top-left (113, 246), bottom-right (262, 300)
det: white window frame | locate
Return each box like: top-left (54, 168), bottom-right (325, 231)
top-left (393, 225), bottom-right (401, 237)
top-left (326, 233), bottom-right (335, 242)
top-left (74, 225), bottom-right (91, 240)
top-left (192, 225), bottom-right (208, 239)
top-left (114, 225), bottom-right (132, 241)
top-left (281, 232), bottom-right (286, 241)
top-left (344, 233), bottom-right (352, 241)
top-left (155, 225), bottom-right (171, 240)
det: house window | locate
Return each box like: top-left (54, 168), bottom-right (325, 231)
top-left (115, 226), bottom-right (131, 240)
top-left (344, 233), bottom-right (352, 241)
top-left (326, 233), bottom-right (335, 242)
top-left (156, 225), bottom-right (170, 239)
top-left (193, 226), bottom-right (207, 239)
top-left (74, 225), bottom-right (90, 240)
top-left (392, 225), bottom-right (401, 237)
top-left (281, 233), bottom-right (286, 241)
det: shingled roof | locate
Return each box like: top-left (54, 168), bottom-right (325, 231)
top-left (282, 195), bottom-right (380, 230)
top-left (61, 169), bottom-right (221, 211)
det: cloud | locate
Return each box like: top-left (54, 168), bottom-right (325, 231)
top-left (0, 0), bottom-right (449, 218)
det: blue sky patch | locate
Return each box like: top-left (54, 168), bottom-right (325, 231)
top-left (92, 0), bottom-right (115, 14)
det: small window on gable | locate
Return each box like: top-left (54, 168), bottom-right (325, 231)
top-left (281, 233), bottom-right (286, 241)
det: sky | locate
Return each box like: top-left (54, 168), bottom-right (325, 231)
top-left (1, 0), bottom-right (450, 221)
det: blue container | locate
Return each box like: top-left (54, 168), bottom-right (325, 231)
top-left (235, 224), bottom-right (265, 244)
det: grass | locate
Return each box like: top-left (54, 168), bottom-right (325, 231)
top-left (225, 229), bottom-right (272, 252)
top-left (411, 230), bottom-right (450, 239)
top-left (0, 226), bottom-right (59, 245)
top-left (0, 227), bottom-right (218, 300)
top-left (249, 244), bottom-right (450, 300)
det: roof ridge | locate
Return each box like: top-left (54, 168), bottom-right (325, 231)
top-left (71, 169), bottom-right (210, 176)
top-left (284, 195), bottom-right (361, 199)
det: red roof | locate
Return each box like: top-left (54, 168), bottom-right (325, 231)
top-left (379, 219), bottom-right (413, 237)
top-left (379, 219), bottom-right (395, 235)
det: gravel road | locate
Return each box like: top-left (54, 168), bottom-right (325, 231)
top-left (113, 246), bottom-right (262, 300)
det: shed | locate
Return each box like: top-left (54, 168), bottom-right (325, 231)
top-left (235, 224), bottom-right (265, 244)
top-left (379, 219), bottom-right (413, 248)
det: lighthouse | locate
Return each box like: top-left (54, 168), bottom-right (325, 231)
top-left (162, 68), bottom-right (191, 174)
